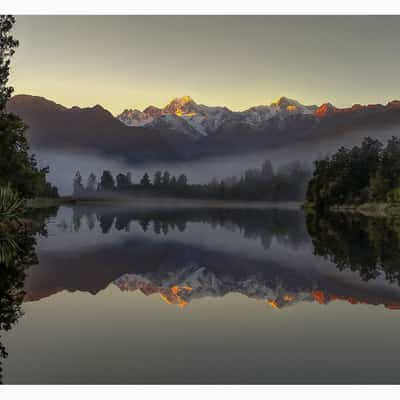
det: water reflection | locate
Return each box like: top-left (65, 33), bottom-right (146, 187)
top-left (307, 211), bottom-right (400, 290)
top-left (69, 205), bottom-right (309, 250)
top-left (22, 205), bottom-right (400, 311)
top-left (0, 207), bottom-right (57, 383)
top-left (3, 205), bottom-right (400, 384)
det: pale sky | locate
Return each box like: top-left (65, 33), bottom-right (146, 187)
top-left (9, 15), bottom-right (400, 115)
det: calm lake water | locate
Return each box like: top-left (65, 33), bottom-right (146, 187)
top-left (1, 204), bottom-right (400, 384)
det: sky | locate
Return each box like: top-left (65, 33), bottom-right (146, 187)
top-left (9, 15), bottom-right (400, 115)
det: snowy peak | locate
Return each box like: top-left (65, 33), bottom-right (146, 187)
top-left (270, 96), bottom-right (318, 114)
top-left (118, 109), bottom-right (153, 126)
top-left (163, 95), bottom-right (197, 115)
top-left (118, 95), bottom-right (232, 136)
top-left (116, 95), bottom-right (323, 136)
top-left (143, 105), bottom-right (162, 118)
top-left (112, 266), bottom-right (400, 310)
top-left (314, 102), bottom-right (338, 118)
top-left (241, 96), bottom-right (317, 125)
top-left (271, 96), bottom-right (301, 108)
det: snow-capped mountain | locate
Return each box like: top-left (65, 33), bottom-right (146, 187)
top-left (113, 264), bottom-right (400, 310)
top-left (9, 94), bottom-right (400, 165)
top-left (117, 109), bottom-right (154, 126)
top-left (147, 113), bottom-right (203, 140)
top-left (114, 265), bottom-right (312, 309)
top-left (118, 95), bottom-right (232, 136)
top-left (117, 95), bottom-right (317, 137)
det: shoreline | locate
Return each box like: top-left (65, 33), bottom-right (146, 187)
top-left (57, 196), bottom-right (303, 210)
top-left (308, 203), bottom-right (400, 217)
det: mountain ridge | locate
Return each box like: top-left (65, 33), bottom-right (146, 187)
top-left (7, 94), bottom-right (400, 164)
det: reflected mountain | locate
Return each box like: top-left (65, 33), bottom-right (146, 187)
top-left (23, 206), bottom-right (400, 310)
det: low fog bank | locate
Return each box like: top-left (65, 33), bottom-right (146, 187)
top-left (32, 125), bottom-right (400, 195)
top-left (67, 191), bottom-right (302, 209)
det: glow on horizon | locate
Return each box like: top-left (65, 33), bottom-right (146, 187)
top-left (9, 15), bottom-right (400, 115)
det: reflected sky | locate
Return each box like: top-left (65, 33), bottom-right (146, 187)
top-left (2, 205), bottom-right (400, 383)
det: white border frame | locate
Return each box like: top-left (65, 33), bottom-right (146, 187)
top-left (1, 0), bottom-right (400, 15)
top-left (1, 2), bottom-right (400, 397)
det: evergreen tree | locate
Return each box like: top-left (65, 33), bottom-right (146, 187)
top-left (0, 16), bottom-right (57, 197)
top-left (73, 171), bottom-right (84, 195)
top-left (116, 173), bottom-right (130, 191)
top-left (153, 171), bottom-right (162, 187)
top-left (99, 170), bottom-right (115, 191)
top-left (380, 137), bottom-right (400, 190)
top-left (140, 173), bottom-right (151, 187)
top-left (86, 173), bottom-right (97, 192)
top-left (261, 159), bottom-right (273, 181)
top-left (170, 176), bottom-right (177, 188)
top-left (162, 171), bottom-right (170, 186)
top-left (177, 174), bottom-right (188, 188)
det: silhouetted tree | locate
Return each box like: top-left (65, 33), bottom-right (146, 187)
top-left (99, 170), bottom-right (115, 191)
top-left (139, 219), bottom-right (150, 232)
top-left (73, 171), bottom-right (84, 195)
top-left (87, 159), bottom-right (311, 201)
top-left (261, 159), bottom-right (273, 181)
top-left (0, 16), bottom-right (58, 197)
top-left (86, 173), bottom-right (97, 192)
top-left (153, 171), bottom-right (162, 187)
top-left (98, 214), bottom-right (114, 233)
top-left (162, 171), bottom-right (170, 187)
top-left (177, 174), bottom-right (188, 188)
top-left (116, 173), bottom-right (131, 191)
top-left (140, 173), bottom-right (151, 187)
top-left (170, 176), bottom-right (177, 188)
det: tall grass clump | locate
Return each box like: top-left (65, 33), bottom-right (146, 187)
top-left (0, 185), bottom-right (25, 220)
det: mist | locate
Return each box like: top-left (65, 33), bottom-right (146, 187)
top-left (33, 125), bottom-right (400, 195)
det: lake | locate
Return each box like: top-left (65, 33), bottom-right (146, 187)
top-left (1, 204), bottom-right (400, 384)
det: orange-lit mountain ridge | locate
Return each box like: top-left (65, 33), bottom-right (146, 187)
top-left (8, 94), bottom-right (400, 165)
top-left (113, 269), bottom-right (400, 310)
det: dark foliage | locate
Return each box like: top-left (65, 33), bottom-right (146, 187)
top-left (306, 211), bottom-right (400, 286)
top-left (0, 205), bottom-right (58, 382)
top-left (0, 16), bottom-right (58, 198)
top-left (73, 159), bottom-right (311, 202)
top-left (98, 170), bottom-right (116, 192)
top-left (306, 136), bottom-right (400, 208)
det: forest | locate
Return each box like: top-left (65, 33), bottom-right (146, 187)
top-left (306, 136), bottom-right (400, 208)
top-left (72, 160), bottom-right (311, 202)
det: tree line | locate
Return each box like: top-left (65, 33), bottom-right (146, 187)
top-left (72, 160), bottom-right (311, 202)
top-left (306, 136), bottom-right (400, 208)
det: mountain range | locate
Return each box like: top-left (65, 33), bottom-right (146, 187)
top-left (7, 94), bottom-right (400, 163)
top-left (24, 240), bottom-right (400, 310)
top-left (118, 95), bottom-right (318, 137)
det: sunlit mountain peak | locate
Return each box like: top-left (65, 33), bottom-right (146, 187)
top-left (172, 95), bottom-right (195, 105)
top-left (314, 102), bottom-right (338, 117)
top-left (163, 95), bottom-right (198, 117)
